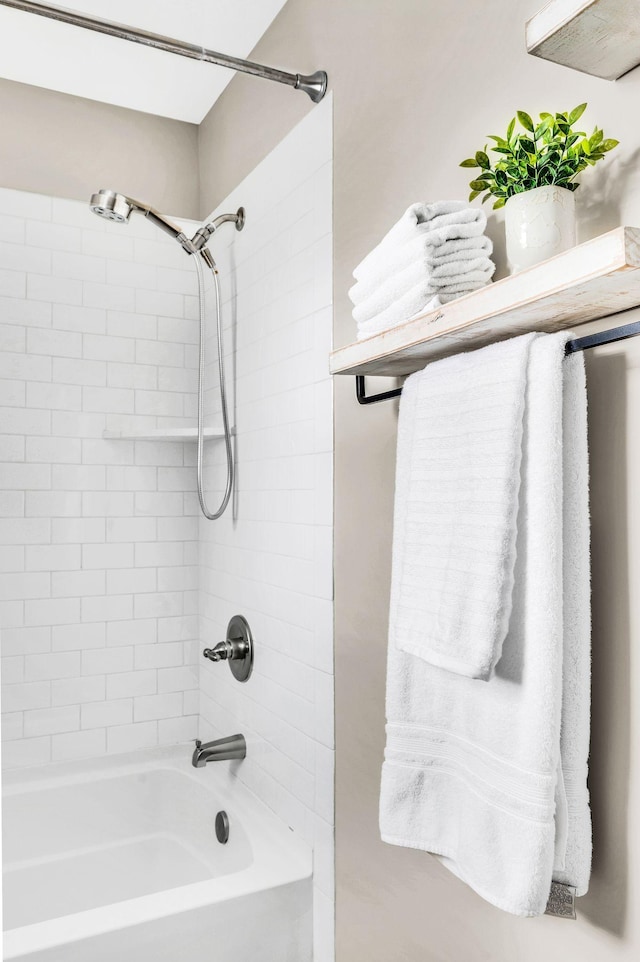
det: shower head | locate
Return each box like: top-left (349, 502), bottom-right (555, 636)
top-left (89, 189), bottom-right (133, 224)
top-left (89, 189), bottom-right (245, 259)
top-left (89, 188), bottom-right (196, 253)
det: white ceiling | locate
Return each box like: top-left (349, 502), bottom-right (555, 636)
top-left (0, 0), bottom-right (289, 123)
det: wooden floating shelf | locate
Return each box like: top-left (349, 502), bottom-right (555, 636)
top-left (526, 0), bottom-right (640, 81)
top-left (103, 427), bottom-right (230, 442)
top-left (330, 227), bottom-right (640, 378)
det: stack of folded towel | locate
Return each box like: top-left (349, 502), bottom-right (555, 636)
top-left (349, 201), bottom-right (496, 340)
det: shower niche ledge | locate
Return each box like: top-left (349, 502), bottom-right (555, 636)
top-left (330, 226), bottom-right (640, 377)
top-left (103, 426), bottom-right (233, 442)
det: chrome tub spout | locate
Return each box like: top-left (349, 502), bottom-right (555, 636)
top-left (192, 734), bottom-right (246, 768)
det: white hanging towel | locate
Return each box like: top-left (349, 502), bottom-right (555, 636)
top-left (380, 332), bottom-right (591, 917)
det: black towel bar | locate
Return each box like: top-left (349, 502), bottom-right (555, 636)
top-left (355, 318), bottom-right (640, 404)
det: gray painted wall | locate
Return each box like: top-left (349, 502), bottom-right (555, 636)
top-left (0, 78), bottom-right (199, 218)
top-left (197, 1), bottom-right (640, 960)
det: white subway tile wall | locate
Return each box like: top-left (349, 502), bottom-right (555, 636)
top-left (0, 97), bottom-right (334, 962)
top-left (197, 99), bottom-right (334, 961)
top-left (0, 188), bottom-right (201, 766)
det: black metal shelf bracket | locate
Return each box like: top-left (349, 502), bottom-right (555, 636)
top-left (355, 375), bottom-right (403, 405)
top-left (354, 319), bottom-right (640, 406)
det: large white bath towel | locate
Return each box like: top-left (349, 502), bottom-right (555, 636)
top-left (380, 332), bottom-right (591, 917)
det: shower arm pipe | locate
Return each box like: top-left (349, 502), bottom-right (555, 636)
top-left (123, 197), bottom-right (196, 252)
top-left (0, 0), bottom-right (328, 103)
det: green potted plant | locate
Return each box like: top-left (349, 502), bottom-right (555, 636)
top-left (460, 104), bottom-right (618, 272)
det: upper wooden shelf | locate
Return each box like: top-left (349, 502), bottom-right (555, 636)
top-left (526, 0), bottom-right (640, 81)
top-left (330, 227), bottom-right (640, 377)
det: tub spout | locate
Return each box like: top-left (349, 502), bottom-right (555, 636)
top-left (192, 734), bottom-right (246, 768)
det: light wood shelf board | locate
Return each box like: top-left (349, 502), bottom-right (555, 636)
top-left (330, 227), bottom-right (640, 377)
top-left (526, 0), bottom-right (640, 81)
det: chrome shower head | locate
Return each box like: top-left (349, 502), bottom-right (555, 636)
top-left (89, 188), bottom-right (196, 253)
top-left (89, 189), bottom-right (133, 224)
top-left (89, 189), bottom-right (245, 261)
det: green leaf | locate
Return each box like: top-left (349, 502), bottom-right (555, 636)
top-left (493, 198), bottom-right (506, 209)
top-left (517, 110), bottom-right (534, 131)
top-left (569, 103), bottom-right (587, 124)
top-left (463, 107), bottom-right (616, 200)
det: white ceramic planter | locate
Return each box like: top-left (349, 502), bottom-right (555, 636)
top-left (504, 185), bottom-right (576, 273)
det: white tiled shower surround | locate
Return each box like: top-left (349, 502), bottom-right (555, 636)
top-left (1, 98), bottom-right (334, 959)
top-left (0, 191), bottom-right (203, 766)
top-left (197, 97), bottom-right (334, 960)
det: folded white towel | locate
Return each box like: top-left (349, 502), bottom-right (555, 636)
top-left (349, 245), bottom-right (494, 310)
top-left (380, 332), bottom-right (591, 917)
top-left (352, 260), bottom-right (495, 327)
top-left (356, 293), bottom-right (447, 339)
top-left (354, 279), bottom-right (490, 341)
top-left (353, 202), bottom-right (488, 285)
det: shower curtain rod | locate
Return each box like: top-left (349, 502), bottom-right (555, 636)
top-left (356, 317), bottom-right (640, 404)
top-left (0, 0), bottom-right (328, 103)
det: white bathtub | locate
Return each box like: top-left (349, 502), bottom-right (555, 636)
top-left (2, 745), bottom-right (312, 961)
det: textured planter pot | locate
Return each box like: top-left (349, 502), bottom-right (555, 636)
top-left (505, 185), bottom-right (576, 273)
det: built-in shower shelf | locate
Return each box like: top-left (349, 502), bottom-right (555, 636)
top-left (526, 0), bottom-right (640, 81)
top-left (103, 427), bottom-right (230, 442)
top-left (330, 226), bottom-right (640, 378)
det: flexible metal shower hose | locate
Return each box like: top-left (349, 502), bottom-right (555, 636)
top-left (193, 254), bottom-right (234, 520)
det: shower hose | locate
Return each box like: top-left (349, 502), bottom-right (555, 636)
top-left (193, 253), bottom-right (234, 520)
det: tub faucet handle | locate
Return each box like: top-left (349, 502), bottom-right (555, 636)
top-left (203, 641), bottom-right (224, 661)
top-left (202, 615), bottom-right (254, 683)
top-left (203, 639), bottom-right (245, 662)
